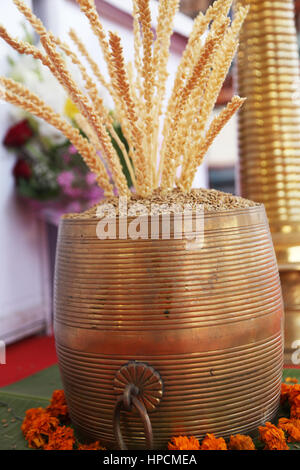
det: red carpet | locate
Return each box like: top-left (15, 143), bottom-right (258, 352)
top-left (0, 335), bottom-right (57, 387)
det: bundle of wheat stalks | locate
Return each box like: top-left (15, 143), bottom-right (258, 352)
top-left (0, 0), bottom-right (248, 198)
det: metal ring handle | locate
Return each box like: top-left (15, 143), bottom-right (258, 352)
top-left (123, 384), bottom-right (139, 411)
top-left (113, 395), bottom-right (153, 450)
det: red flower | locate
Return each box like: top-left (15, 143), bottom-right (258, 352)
top-left (13, 159), bottom-right (32, 180)
top-left (4, 120), bottom-right (33, 147)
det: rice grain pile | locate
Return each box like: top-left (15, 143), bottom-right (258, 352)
top-left (65, 188), bottom-right (259, 219)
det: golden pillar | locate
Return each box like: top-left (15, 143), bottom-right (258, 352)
top-left (236, 0), bottom-right (300, 364)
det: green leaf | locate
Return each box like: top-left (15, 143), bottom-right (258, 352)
top-left (0, 366), bottom-right (62, 450)
top-left (0, 394), bottom-right (49, 450)
top-left (110, 122), bottom-right (133, 188)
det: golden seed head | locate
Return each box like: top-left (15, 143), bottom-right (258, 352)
top-left (0, 0), bottom-right (246, 198)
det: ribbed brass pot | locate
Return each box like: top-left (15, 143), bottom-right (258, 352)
top-left (280, 271), bottom-right (300, 365)
top-left (236, 0), bottom-right (300, 259)
top-left (54, 205), bottom-right (284, 449)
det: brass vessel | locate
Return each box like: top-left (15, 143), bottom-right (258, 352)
top-left (54, 205), bottom-right (283, 449)
top-left (236, 0), bottom-right (300, 233)
top-left (280, 271), bottom-right (300, 364)
top-left (236, 0), bottom-right (300, 363)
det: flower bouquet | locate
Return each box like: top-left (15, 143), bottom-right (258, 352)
top-left (3, 37), bottom-right (130, 225)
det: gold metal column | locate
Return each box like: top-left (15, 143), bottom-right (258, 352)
top-left (236, 0), bottom-right (300, 364)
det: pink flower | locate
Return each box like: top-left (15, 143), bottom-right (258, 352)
top-left (57, 171), bottom-right (74, 188)
top-left (69, 145), bottom-right (77, 155)
top-left (86, 172), bottom-right (97, 185)
top-left (67, 201), bottom-right (81, 213)
top-left (63, 187), bottom-right (83, 198)
top-left (88, 186), bottom-right (104, 200)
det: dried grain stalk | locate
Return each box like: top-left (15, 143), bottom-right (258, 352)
top-left (0, 0), bottom-right (247, 200)
top-left (1, 77), bottom-right (113, 195)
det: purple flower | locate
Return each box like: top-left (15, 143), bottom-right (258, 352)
top-left (57, 171), bottom-right (74, 188)
top-left (66, 201), bottom-right (82, 213)
top-left (69, 145), bottom-right (78, 155)
top-left (88, 186), bottom-right (104, 200)
top-left (85, 172), bottom-right (97, 185)
top-left (63, 186), bottom-right (83, 198)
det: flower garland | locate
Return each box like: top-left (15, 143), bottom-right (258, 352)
top-left (22, 378), bottom-right (300, 451)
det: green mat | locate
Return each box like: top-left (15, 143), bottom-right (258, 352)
top-left (0, 366), bottom-right (299, 450)
top-left (0, 366), bottom-right (62, 450)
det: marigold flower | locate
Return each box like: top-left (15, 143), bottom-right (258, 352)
top-left (44, 425), bottom-right (75, 450)
top-left (21, 407), bottom-right (45, 436)
top-left (285, 377), bottom-right (298, 384)
top-left (290, 405), bottom-right (300, 419)
top-left (26, 429), bottom-right (47, 449)
top-left (288, 385), bottom-right (300, 406)
top-left (278, 418), bottom-right (300, 443)
top-left (21, 408), bottom-right (59, 449)
top-left (281, 383), bottom-right (292, 405)
top-left (201, 433), bottom-right (227, 450)
top-left (288, 384), bottom-right (300, 419)
top-left (78, 441), bottom-right (106, 450)
top-left (228, 434), bottom-right (255, 450)
top-left (46, 389), bottom-right (69, 421)
top-left (258, 422), bottom-right (289, 450)
top-left (168, 436), bottom-right (201, 450)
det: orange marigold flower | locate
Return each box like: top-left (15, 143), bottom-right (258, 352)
top-left (21, 407), bottom-right (45, 437)
top-left (285, 377), bottom-right (298, 384)
top-left (21, 407), bottom-right (59, 449)
top-left (278, 418), bottom-right (300, 443)
top-left (168, 436), bottom-right (201, 450)
top-left (280, 383), bottom-right (292, 405)
top-left (258, 422), bottom-right (289, 450)
top-left (26, 429), bottom-right (47, 449)
top-left (288, 385), bottom-right (300, 406)
top-left (46, 389), bottom-right (69, 421)
top-left (201, 433), bottom-right (227, 450)
top-left (78, 441), bottom-right (106, 450)
top-left (290, 405), bottom-right (300, 419)
top-left (228, 434), bottom-right (256, 450)
top-left (289, 384), bottom-right (300, 400)
top-left (288, 384), bottom-right (300, 419)
top-left (44, 425), bottom-right (75, 450)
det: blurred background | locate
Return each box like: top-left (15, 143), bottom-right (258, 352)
top-left (0, 0), bottom-right (299, 383)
